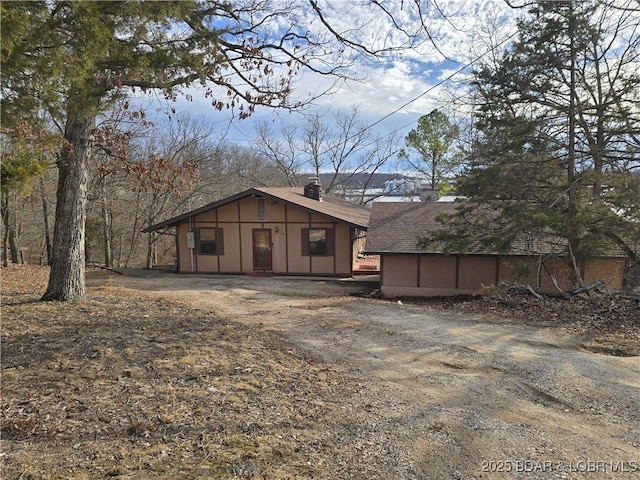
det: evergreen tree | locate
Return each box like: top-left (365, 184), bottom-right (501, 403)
top-left (1, 123), bottom-right (57, 265)
top-left (430, 1), bottom-right (640, 288)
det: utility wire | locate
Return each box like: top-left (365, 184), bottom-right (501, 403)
top-left (328, 29), bottom-right (520, 156)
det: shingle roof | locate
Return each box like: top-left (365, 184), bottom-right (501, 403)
top-left (364, 201), bottom-right (627, 257)
top-left (364, 202), bottom-right (457, 254)
top-left (143, 186), bottom-right (371, 233)
top-left (255, 187), bottom-right (370, 228)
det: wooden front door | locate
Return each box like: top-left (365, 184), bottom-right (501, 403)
top-left (252, 229), bottom-right (272, 270)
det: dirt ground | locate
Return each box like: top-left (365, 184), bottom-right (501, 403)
top-left (2, 266), bottom-right (639, 479)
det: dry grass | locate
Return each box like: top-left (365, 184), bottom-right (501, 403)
top-left (3, 266), bottom-right (638, 479)
top-left (0, 266), bottom-right (368, 479)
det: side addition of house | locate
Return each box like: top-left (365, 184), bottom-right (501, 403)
top-left (143, 182), bottom-right (370, 277)
top-left (365, 201), bottom-right (627, 297)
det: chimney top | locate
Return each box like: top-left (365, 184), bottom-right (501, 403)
top-left (303, 177), bottom-right (322, 201)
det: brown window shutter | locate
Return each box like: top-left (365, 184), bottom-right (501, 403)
top-left (301, 228), bottom-right (309, 256)
top-left (326, 228), bottom-right (335, 256)
top-left (216, 227), bottom-right (224, 255)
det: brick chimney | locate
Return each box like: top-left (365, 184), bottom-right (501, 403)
top-left (303, 177), bottom-right (322, 201)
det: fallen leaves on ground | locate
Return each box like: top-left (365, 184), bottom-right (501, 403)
top-left (1, 266), bottom-right (374, 479)
top-left (395, 288), bottom-right (639, 356)
top-left (1, 265), bottom-right (638, 479)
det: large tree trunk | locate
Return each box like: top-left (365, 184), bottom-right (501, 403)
top-left (42, 113), bottom-right (93, 301)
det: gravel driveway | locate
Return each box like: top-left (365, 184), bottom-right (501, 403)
top-left (99, 272), bottom-right (640, 479)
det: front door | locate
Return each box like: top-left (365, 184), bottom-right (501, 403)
top-left (252, 229), bottom-right (272, 270)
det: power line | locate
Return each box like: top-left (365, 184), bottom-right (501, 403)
top-left (331, 29), bottom-right (519, 156)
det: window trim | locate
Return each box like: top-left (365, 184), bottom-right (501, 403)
top-left (197, 227), bottom-right (224, 255)
top-left (301, 227), bottom-right (335, 257)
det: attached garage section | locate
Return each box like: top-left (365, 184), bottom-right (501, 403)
top-left (379, 253), bottom-right (626, 297)
top-left (382, 254), bottom-right (499, 297)
top-left (458, 256), bottom-right (497, 290)
top-left (420, 256), bottom-right (456, 289)
top-left (365, 201), bottom-right (627, 298)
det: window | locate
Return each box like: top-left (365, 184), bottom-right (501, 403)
top-left (309, 229), bottom-right (327, 255)
top-left (197, 228), bottom-right (224, 255)
top-left (302, 228), bottom-right (334, 256)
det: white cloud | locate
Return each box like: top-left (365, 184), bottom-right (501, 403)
top-left (270, 0), bottom-right (518, 120)
top-left (137, 0), bottom-right (519, 146)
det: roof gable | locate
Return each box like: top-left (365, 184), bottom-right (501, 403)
top-left (254, 187), bottom-right (370, 228)
top-left (143, 187), bottom-right (370, 232)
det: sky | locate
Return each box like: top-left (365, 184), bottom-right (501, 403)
top-left (145, 0), bottom-right (521, 153)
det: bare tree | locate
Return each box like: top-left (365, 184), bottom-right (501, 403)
top-left (252, 107), bottom-right (403, 202)
top-left (38, 175), bottom-right (54, 265)
top-left (253, 121), bottom-right (305, 187)
top-left (3, 1), bottom-right (454, 299)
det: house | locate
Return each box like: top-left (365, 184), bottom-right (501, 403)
top-left (364, 201), bottom-right (627, 297)
top-left (143, 181), bottom-right (370, 276)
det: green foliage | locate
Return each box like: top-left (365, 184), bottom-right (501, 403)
top-left (2, 1), bottom-right (329, 130)
top-left (433, 2), bottom-right (640, 278)
top-left (4, 1), bottom-right (416, 300)
top-left (1, 124), bottom-right (56, 196)
top-left (1, 2), bottom-right (57, 124)
top-left (1, 1), bottom-right (316, 300)
top-left (399, 109), bottom-right (460, 196)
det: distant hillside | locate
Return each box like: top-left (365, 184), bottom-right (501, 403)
top-left (297, 172), bottom-right (418, 190)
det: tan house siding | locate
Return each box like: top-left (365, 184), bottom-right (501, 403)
top-left (498, 257), bottom-right (570, 291)
top-left (335, 224), bottom-right (354, 275)
top-left (285, 203), bottom-right (309, 222)
top-left (219, 223), bottom-right (241, 272)
top-left (217, 202), bottom-right (239, 222)
top-left (380, 254), bottom-right (625, 297)
top-left (176, 223), bottom-right (192, 272)
top-left (420, 256), bottom-right (456, 289)
top-left (149, 187), bottom-right (369, 277)
top-left (584, 258), bottom-right (626, 289)
top-left (499, 256), bottom-right (625, 292)
top-left (383, 255), bottom-right (418, 288)
top-left (239, 223), bottom-right (254, 271)
top-left (382, 254), bottom-right (494, 297)
top-left (459, 257), bottom-right (497, 290)
top-left (365, 202), bottom-right (627, 297)
top-left (270, 223), bottom-right (287, 272)
top-left (379, 254), bottom-right (626, 297)
top-left (286, 222), bottom-right (308, 273)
